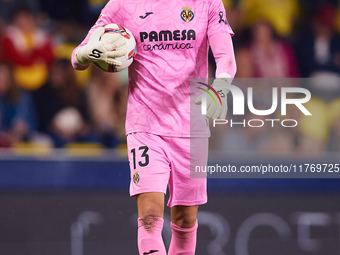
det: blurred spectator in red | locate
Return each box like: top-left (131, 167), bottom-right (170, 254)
top-left (33, 59), bottom-right (97, 148)
top-left (0, 62), bottom-right (36, 146)
top-left (1, 5), bottom-right (54, 91)
top-left (246, 20), bottom-right (300, 78)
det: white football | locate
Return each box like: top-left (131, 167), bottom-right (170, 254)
top-left (93, 24), bottom-right (137, 72)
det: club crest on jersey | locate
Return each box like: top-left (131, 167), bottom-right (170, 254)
top-left (133, 171), bottom-right (140, 184)
top-left (181, 6), bottom-right (194, 22)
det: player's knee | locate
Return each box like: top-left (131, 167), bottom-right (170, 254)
top-left (138, 215), bottom-right (163, 233)
top-left (178, 216), bottom-right (197, 228)
top-left (144, 208), bottom-right (163, 218)
top-left (172, 205), bottom-right (198, 228)
top-left (137, 192), bottom-right (164, 218)
top-left (172, 212), bottom-right (197, 228)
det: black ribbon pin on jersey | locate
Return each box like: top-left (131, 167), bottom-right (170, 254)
top-left (218, 11), bottom-right (227, 24)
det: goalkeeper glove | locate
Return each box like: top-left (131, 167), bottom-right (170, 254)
top-left (75, 26), bottom-right (127, 66)
top-left (195, 73), bottom-right (233, 120)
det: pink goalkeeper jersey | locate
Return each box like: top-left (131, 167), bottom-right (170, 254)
top-left (73, 0), bottom-right (234, 137)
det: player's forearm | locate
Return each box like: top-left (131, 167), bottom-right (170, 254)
top-left (209, 33), bottom-right (237, 78)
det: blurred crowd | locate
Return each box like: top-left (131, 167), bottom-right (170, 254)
top-left (0, 0), bottom-right (339, 155)
top-left (0, 0), bottom-right (128, 149)
top-left (210, 0), bottom-right (340, 156)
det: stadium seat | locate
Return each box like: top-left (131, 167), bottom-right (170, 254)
top-left (64, 142), bottom-right (105, 157)
top-left (12, 142), bottom-right (53, 156)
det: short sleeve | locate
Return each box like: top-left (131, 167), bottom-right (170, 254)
top-left (207, 0), bottom-right (234, 38)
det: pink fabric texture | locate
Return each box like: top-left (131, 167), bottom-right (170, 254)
top-left (127, 133), bottom-right (208, 207)
top-left (168, 221), bottom-right (198, 255)
top-left (71, 0), bottom-right (235, 138)
top-left (209, 32), bottom-right (237, 78)
top-left (138, 216), bottom-right (166, 255)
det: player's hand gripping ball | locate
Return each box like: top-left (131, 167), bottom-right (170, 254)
top-left (94, 24), bottom-right (137, 72)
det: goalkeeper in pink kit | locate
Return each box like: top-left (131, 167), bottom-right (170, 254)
top-left (72, 0), bottom-right (236, 253)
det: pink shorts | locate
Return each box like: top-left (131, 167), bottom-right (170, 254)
top-left (127, 132), bottom-right (208, 207)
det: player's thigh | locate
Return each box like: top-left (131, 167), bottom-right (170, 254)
top-left (127, 132), bottom-right (171, 197)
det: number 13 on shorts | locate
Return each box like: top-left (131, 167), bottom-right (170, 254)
top-left (130, 146), bottom-right (150, 170)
